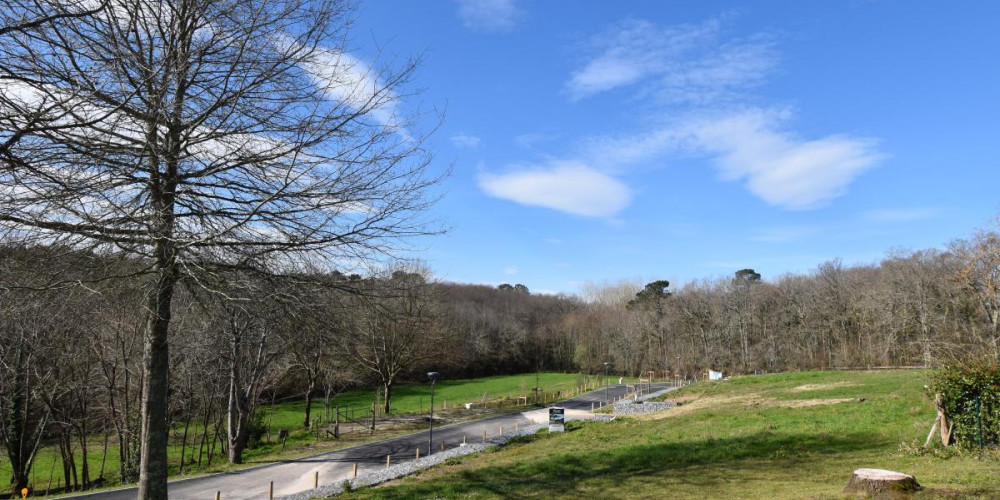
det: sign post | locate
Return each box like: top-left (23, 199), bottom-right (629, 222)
top-left (548, 407), bottom-right (565, 433)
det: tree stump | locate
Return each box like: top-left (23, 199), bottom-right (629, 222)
top-left (844, 469), bottom-right (921, 497)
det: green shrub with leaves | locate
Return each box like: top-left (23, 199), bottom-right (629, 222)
top-left (930, 361), bottom-right (1000, 448)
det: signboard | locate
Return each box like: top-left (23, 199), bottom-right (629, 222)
top-left (548, 407), bottom-right (565, 433)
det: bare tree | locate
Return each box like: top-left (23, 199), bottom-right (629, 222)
top-left (342, 267), bottom-right (442, 414)
top-left (952, 231), bottom-right (1000, 358)
top-left (0, 0), bottom-right (439, 497)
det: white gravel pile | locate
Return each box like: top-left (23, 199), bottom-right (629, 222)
top-left (277, 424), bottom-right (545, 500)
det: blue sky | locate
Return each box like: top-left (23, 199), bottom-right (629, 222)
top-left (351, 0), bottom-right (1000, 294)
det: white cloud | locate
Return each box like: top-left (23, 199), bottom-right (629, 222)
top-left (690, 110), bottom-right (884, 209)
top-left (455, 0), bottom-right (521, 33)
top-left (478, 161), bottom-right (631, 218)
top-left (565, 17), bottom-right (776, 103)
top-left (450, 133), bottom-right (482, 149)
top-left (504, 266), bottom-right (519, 275)
top-left (582, 108), bottom-right (884, 209)
top-left (292, 42), bottom-right (404, 133)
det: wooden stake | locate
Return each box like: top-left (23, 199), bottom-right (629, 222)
top-left (416, 448), bottom-right (420, 459)
top-left (441, 441), bottom-right (445, 451)
top-left (215, 492), bottom-right (221, 500)
top-left (462, 435), bottom-right (467, 444)
top-left (591, 402), bottom-right (594, 412)
top-left (353, 463), bottom-right (358, 478)
top-left (386, 455), bottom-right (391, 469)
top-left (268, 481), bottom-right (273, 500)
top-left (482, 429), bottom-right (486, 442)
top-left (314, 471), bottom-right (319, 489)
top-left (499, 425), bottom-right (503, 435)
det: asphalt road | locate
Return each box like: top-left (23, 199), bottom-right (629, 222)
top-left (66, 383), bottom-right (672, 500)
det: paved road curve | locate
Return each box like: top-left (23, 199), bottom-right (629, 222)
top-left (67, 383), bottom-right (673, 500)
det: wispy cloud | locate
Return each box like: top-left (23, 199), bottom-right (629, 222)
top-left (504, 265), bottom-right (519, 275)
top-left (450, 133), bottom-right (482, 149)
top-left (583, 108), bottom-right (884, 209)
top-left (291, 43), bottom-right (400, 130)
top-left (689, 109), bottom-right (884, 209)
top-left (565, 17), bottom-right (776, 103)
top-left (478, 161), bottom-right (631, 218)
top-left (455, 0), bottom-right (521, 33)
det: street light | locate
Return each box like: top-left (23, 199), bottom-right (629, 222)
top-left (603, 362), bottom-right (610, 404)
top-left (427, 371), bottom-right (440, 456)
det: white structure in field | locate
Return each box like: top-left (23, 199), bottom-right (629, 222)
top-left (708, 370), bottom-right (724, 381)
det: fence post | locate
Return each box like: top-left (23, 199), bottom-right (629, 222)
top-left (386, 455), bottom-right (391, 469)
top-left (268, 481), bottom-right (273, 500)
top-left (314, 471), bottom-right (319, 489)
top-left (353, 463), bottom-right (358, 478)
top-left (215, 492), bottom-right (220, 500)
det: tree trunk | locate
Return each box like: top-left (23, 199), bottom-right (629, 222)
top-left (137, 249), bottom-right (178, 500)
top-left (383, 382), bottom-right (393, 415)
top-left (844, 469), bottom-right (921, 496)
top-left (303, 378), bottom-right (315, 428)
top-left (178, 414), bottom-right (191, 474)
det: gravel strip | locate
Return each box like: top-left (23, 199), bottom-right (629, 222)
top-left (611, 386), bottom-right (682, 415)
top-left (278, 424), bottom-right (546, 500)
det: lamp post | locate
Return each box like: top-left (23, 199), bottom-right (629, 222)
top-left (603, 362), bottom-right (610, 404)
top-left (427, 371), bottom-right (439, 455)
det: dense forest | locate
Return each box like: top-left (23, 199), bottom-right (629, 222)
top-left (3, 221), bottom-right (1000, 491)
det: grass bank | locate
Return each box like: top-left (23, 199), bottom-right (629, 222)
top-left (331, 370), bottom-right (1000, 499)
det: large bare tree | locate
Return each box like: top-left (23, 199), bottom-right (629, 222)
top-left (0, 0), bottom-right (438, 497)
top-left (342, 266), bottom-right (443, 414)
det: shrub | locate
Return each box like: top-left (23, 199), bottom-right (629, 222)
top-left (930, 361), bottom-right (1000, 448)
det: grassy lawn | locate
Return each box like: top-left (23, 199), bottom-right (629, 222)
top-left (331, 370), bottom-right (1000, 500)
top-left (3, 372), bottom-right (606, 496)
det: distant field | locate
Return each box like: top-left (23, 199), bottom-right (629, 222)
top-left (266, 371), bottom-right (612, 429)
top-left (333, 370), bottom-right (1000, 500)
top-left (2, 372), bottom-right (609, 495)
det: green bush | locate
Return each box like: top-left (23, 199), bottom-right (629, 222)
top-left (930, 361), bottom-right (1000, 448)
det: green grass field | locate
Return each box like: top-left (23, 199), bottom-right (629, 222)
top-left (332, 370), bottom-right (1000, 499)
top-left (2, 372), bottom-right (607, 496)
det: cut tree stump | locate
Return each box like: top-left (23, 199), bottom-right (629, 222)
top-left (844, 469), bottom-right (921, 497)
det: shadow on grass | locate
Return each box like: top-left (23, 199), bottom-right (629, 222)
top-left (345, 430), bottom-right (885, 499)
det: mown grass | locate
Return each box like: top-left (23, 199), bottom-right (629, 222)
top-left (2, 372), bottom-right (606, 496)
top-left (332, 370), bottom-right (1000, 500)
